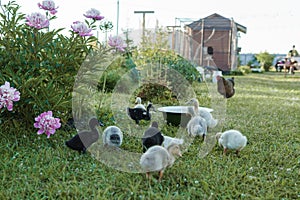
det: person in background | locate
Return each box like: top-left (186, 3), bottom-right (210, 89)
top-left (288, 45), bottom-right (299, 57)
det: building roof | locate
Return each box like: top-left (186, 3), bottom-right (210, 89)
top-left (186, 13), bottom-right (247, 33)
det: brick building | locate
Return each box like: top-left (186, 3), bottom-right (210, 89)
top-left (171, 13), bottom-right (247, 72)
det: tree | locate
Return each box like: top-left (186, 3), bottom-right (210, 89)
top-left (255, 51), bottom-right (275, 72)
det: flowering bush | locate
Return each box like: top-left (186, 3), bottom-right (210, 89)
top-left (0, 81), bottom-right (21, 111)
top-left (0, 1), bottom-right (127, 133)
top-left (34, 111), bottom-right (61, 138)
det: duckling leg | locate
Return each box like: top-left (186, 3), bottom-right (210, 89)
top-left (223, 148), bottom-right (227, 155)
top-left (82, 147), bottom-right (87, 154)
top-left (146, 172), bottom-right (151, 180)
top-left (235, 149), bottom-right (241, 157)
top-left (158, 170), bottom-right (164, 182)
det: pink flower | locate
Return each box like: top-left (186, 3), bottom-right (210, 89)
top-left (108, 35), bottom-right (127, 52)
top-left (71, 21), bottom-right (93, 37)
top-left (0, 81), bottom-right (20, 111)
top-left (38, 0), bottom-right (58, 15)
top-left (84, 8), bottom-right (104, 21)
top-left (34, 111), bottom-right (61, 138)
top-left (26, 12), bottom-right (50, 29)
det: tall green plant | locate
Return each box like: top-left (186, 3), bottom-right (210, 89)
top-left (131, 27), bottom-right (200, 83)
top-left (0, 1), bottom-right (97, 129)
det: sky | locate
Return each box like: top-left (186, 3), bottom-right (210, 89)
top-left (1, 0), bottom-right (300, 54)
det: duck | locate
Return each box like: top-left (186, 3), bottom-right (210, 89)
top-left (216, 129), bottom-right (247, 156)
top-left (127, 102), bottom-right (154, 125)
top-left (141, 121), bottom-right (164, 153)
top-left (216, 75), bottom-right (235, 98)
top-left (102, 126), bottom-right (123, 147)
top-left (187, 98), bottom-right (218, 128)
top-left (162, 135), bottom-right (184, 149)
top-left (65, 117), bottom-right (100, 153)
top-left (186, 106), bottom-right (207, 140)
top-left (140, 143), bottom-right (182, 182)
top-left (134, 97), bottom-right (146, 110)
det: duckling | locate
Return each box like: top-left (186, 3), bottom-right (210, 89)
top-left (140, 143), bottom-right (182, 182)
top-left (186, 106), bottom-right (207, 140)
top-left (216, 76), bottom-right (235, 98)
top-left (127, 102), bottom-right (154, 125)
top-left (102, 126), bottom-right (123, 147)
top-left (216, 129), bottom-right (247, 156)
top-left (162, 135), bottom-right (184, 149)
top-left (65, 117), bottom-right (100, 153)
top-left (134, 97), bottom-right (146, 110)
top-left (142, 121), bottom-right (164, 152)
top-left (187, 98), bottom-right (218, 128)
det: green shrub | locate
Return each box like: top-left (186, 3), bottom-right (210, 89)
top-left (135, 82), bottom-right (178, 105)
top-left (238, 66), bottom-right (252, 74)
top-left (97, 56), bottom-right (138, 93)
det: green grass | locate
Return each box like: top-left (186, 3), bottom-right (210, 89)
top-left (1, 72), bottom-right (299, 199)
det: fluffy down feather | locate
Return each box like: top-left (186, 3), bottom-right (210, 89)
top-left (216, 129), bottom-right (247, 156)
top-left (140, 144), bottom-right (182, 181)
top-left (186, 106), bottom-right (207, 140)
top-left (162, 135), bottom-right (184, 149)
top-left (102, 126), bottom-right (123, 147)
top-left (134, 97), bottom-right (146, 110)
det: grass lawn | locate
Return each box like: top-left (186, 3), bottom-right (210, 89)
top-left (0, 72), bottom-right (299, 199)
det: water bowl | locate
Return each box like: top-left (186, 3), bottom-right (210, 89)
top-left (157, 106), bottom-right (213, 127)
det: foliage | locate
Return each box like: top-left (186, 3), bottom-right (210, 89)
top-left (255, 51), bottom-right (275, 71)
top-left (132, 27), bottom-right (200, 83)
top-left (0, 1), bottom-right (99, 129)
top-left (238, 65), bottom-right (252, 74)
top-left (135, 82), bottom-right (179, 105)
top-left (96, 56), bottom-right (139, 93)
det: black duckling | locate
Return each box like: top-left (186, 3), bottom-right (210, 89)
top-left (65, 117), bottom-right (101, 153)
top-left (102, 126), bottom-right (123, 147)
top-left (142, 121), bottom-right (164, 153)
top-left (127, 102), bottom-right (154, 125)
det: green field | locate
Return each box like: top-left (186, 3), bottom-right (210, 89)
top-left (0, 72), bottom-right (299, 199)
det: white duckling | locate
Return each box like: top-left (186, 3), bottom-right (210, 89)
top-left (186, 106), bottom-right (208, 140)
top-left (102, 126), bottom-right (123, 147)
top-left (140, 143), bottom-right (182, 182)
top-left (134, 97), bottom-right (146, 110)
top-left (187, 98), bottom-right (218, 128)
top-left (162, 135), bottom-right (184, 149)
top-left (216, 129), bottom-right (247, 156)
